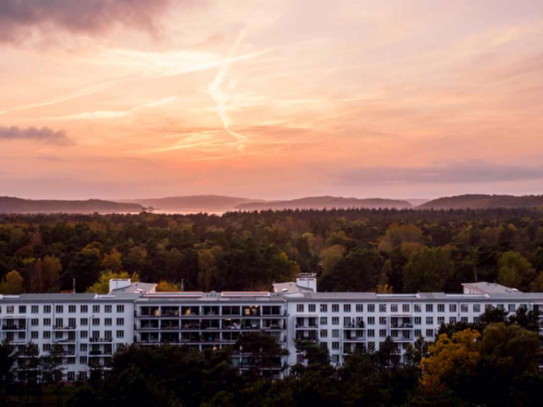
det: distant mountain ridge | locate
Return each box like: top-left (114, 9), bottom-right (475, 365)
top-left (0, 197), bottom-right (142, 214)
top-left (418, 194), bottom-right (543, 210)
top-left (119, 195), bottom-right (261, 210)
top-left (236, 196), bottom-right (412, 210)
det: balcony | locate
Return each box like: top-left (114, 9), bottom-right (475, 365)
top-left (1, 325), bottom-right (26, 331)
top-left (53, 324), bottom-right (77, 330)
top-left (89, 337), bottom-right (113, 343)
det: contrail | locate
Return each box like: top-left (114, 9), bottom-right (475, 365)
top-left (207, 28), bottom-right (249, 150)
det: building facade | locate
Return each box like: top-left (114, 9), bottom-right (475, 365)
top-left (1, 279), bottom-right (542, 381)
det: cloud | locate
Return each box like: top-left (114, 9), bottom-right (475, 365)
top-left (0, 126), bottom-right (73, 145)
top-left (0, 0), bottom-right (173, 43)
top-left (338, 161), bottom-right (543, 185)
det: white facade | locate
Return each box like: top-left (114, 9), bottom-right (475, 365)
top-left (1, 283), bottom-right (543, 381)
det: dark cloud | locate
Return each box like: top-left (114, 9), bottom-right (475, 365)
top-left (338, 161), bottom-right (543, 185)
top-left (0, 0), bottom-right (173, 43)
top-left (0, 125), bottom-right (73, 145)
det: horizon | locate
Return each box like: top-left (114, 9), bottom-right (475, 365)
top-left (2, 1), bottom-right (543, 200)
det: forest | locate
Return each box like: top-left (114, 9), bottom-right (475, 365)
top-left (2, 208), bottom-right (543, 294)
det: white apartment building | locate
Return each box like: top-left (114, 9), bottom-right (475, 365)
top-left (1, 278), bottom-right (542, 381)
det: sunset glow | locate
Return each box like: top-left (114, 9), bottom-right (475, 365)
top-left (2, 0), bottom-right (543, 199)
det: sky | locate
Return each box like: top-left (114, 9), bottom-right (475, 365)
top-left (1, 0), bottom-right (543, 200)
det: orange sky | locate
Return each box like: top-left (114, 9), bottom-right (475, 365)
top-left (1, 0), bottom-right (543, 200)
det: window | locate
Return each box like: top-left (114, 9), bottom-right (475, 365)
top-left (426, 304), bottom-right (433, 312)
top-left (80, 344), bottom-right (87, 351)
top-left (485, 304), bottom-right (492, 311)
top-left (461, 317), bottom-right (468, 323)
top-left (81, 305), bottom-right (88, 313)
top-left (473, 317), bottom-right (480, 323)
top-left (449, 317), bottom-right (457, 323)
top-left (19, 306), bottom-right (26, 314)
top-left (43, 344), bottom-right (51, 351)
top-left (44, 305), bottom-right (51, 313)
top-left (355, 304), bottom-right (363, 312)
top-left (116, 318), bottom-right (124, 326)
top-left (31, 318), bottom-right (39, 326)
top-left (56, 305), bottom-right (63, 313)
top-left (320, 317), bottom-right (328, 326)
top-left (297, 304), bottom-right (304, 313)
top-left (92, 318), bottom-right (100, 326)
top-left (403, 304), bottom-right (410, 312)
top-left (308, 304), bottom-right (316, 312)
top-left (6, 306), bottom-right (14, 314)
top-left (437, 317), bottom-right (444, 324)
top-left (68, 318), bottom-right (76, 327)
top-left (320, 304), bottom-right (328, 312)
top-left (368, 317), bottom-right (375, 325)
top-left (414, 329), bottom-right (422, 337)
top-left (332, 342), bottom-right (340, 350)
top-left (69, 305), bottom-right (76, 313)
top-left (31, 305), bottom-right (39, 314)
top-left (93, 305), bottom-right (100, 313)
top-left (31, 331), bottom-right (39, 339)
top-left (497, 304), bottom-right (504, 310)
top-left (105, 305), bottom-right (112, 313)
top-left (426, 317), bottom-right (433, 324)
top-left (473, 304), bottom-right (481, 312)
top-left (105, 318), bottom-right (112, 326)
top-left (379, 329), bottom-right (387, 337)
top-left (44, 318), bottom-right (51, 326)
top-left (320, 330), bottom-right (328, 338)
top-left (80, 331), bottom-right (88, 338)
top-left (449, 304), bottom-right (457, 312)
top-left (391, 304), bottom-right (398, 312)
top-left (379, 317), bottom-right (387, 325)
top-left (368, 304), bottom-right (375, 312)
top-left (117, 305), bottom-right (124, 313)
top-left (461, 304), bottom-right (468, 312)
top-left (67, 358), bottom-right (76, 365)
top-left (116, 330), bottom-right (124, 338)
top-left (344, 317), bottom-right (351, 327)
top-left (508, 304), bottom-right (516, 313)
top-left (44, 331), bottom-right (51, 339)
top-left (332, 304), bottom-right (339, 312)
top-left (414, 317), bottom-right (421, 325)
top-left (344, 304), bottom-right (351, 312)
top-left (80, 318), bottom-right (88, 326)
top-left (379, 304), bottom-right (387, 312)
top-left (332, 329), bottom-right (340, 338)
top-left (437, 304), bottom-right (445, 312)
top-left (426, 329), bottom-right (434, 337)
top-left (55, 318), bottom-right (63, 328)
top-left (368, 329), bottom-right (375, 337)
top-left (414, 304), bottom-right (421, 312)
top-left (80, 357), bottom-right (88, 364)
top-left (332, 317), bottom-right (339, 325)
top-left (105, 331), bottom-right (112, 340)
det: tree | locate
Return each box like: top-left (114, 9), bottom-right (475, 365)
top-left (420, 329), bottom-right (481, 393)
top-left (320, 245), bottom-right (346, 276)
top-left (66, 243), bottom-right (103, 292)
top-left (101, 248), bottom-right (123, 272)
top-left (235, 331), bottom-right (288, 378)
top-left (403, 247), bottom-right (454, 292)
top-left (0, 340), bottom-right (15, 385)
top-left (197, 249), bottom-right (219, 291)
top-left (32, 255), bottom-right (61, 293)
top-left (0, 270), bottom-right (24, 294)
top-left (378, 224), bottom-right (422, 252)
top-left (86, 271), bottom-right (140, 294)
top-left (156, 280), bottom-right (179, 292)
top-left (497, 251), bottom-right (536, 291)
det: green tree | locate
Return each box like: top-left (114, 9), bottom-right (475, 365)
top-left (197, 248), bottom-right (219, 291)
top-left (403, 247), bottom-right (454, 292)
top-left (378, 224), bottom-right (423, 252)
top-left (497, 251), bottom-right (536, 291)
top-left (235, 332), bottom-right (288, 378)
top-left (320, 245), bottom-right (346, 276)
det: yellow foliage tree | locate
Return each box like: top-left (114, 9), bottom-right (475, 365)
top-left (156, 281), bottom-right (180, 292)
top-left (86, 271), bottom-right (140, 294)
top-left (0, 270), bottom-right (25, 294)
top-left (420, 329), bottom-right (481, 392)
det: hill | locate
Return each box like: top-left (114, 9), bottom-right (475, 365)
top-left (119, 195), bottom-right (261, 210)
top-left (418, 194), bottom-right (543, 210)
top-left (0, 197), bottom-right (142, 214)
top-left (236, 196), bottom-right (412, 210)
